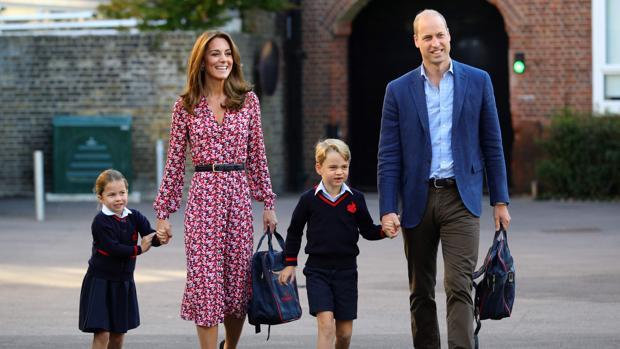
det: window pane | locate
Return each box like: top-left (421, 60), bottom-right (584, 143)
top-left (605, 75), bottom-right (620, 100)
top-left (607, 0), bottom-right (620, 63)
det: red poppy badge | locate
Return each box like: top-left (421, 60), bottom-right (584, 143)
top-left (346, 201), bottom-right (357, 213)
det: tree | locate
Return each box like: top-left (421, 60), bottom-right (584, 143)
top-left (97, 0), bottom-right (292, 31)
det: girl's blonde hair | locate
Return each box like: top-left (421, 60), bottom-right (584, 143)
top-left (93, 169), bottom-right (128, 197)
top-left (181, 31), bottom-right (252, 114)
top-left (315, 138), bottom-right (351, 165)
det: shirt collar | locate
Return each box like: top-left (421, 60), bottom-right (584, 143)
top-left (314, 181), bottom-right (353, 197)
top-left (420, 60), bottom-right (454, 79)
top-left (102, 205), bottom-right (132, 218)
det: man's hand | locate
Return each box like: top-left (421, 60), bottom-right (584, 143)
top-left (381, 212), bottom-right (401, 239)
top-left (493, 204), bottom-right (511, 231)
top-left (156, 219), bottom-right (172, 244)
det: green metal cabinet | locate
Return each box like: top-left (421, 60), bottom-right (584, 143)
top-left (53, 116), bottom-right (132, 193)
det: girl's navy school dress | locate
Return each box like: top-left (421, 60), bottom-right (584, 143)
top-left (79, 206), bottom-right (160, 333)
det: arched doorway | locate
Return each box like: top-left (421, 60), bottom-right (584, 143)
top-left (348, 0), bottom-right (512, 190)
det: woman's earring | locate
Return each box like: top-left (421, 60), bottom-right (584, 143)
top-left (200, 64), bottom-right (204, 72)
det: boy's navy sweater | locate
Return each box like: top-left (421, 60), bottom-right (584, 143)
top-left (284, 187), bottom-right (385, 269)
top-left (87, 208), bottom-right (160, 281)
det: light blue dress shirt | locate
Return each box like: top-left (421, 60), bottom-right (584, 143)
top-left (421, 61), bottom-right (455, 179)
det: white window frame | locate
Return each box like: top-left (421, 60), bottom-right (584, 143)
top-left (592, 0), bottom-right (620, 114)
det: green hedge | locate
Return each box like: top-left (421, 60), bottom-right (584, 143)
top-left (536, 110), bottom-right (620, 199)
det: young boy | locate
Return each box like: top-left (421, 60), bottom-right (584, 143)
top-left (278, 139), bottom-right (398, 349)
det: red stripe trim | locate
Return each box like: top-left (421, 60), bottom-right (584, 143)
top-left (285, 257), bottom-right (297, 261)
top-left (317, 192), bottom-right (350, 207)
top-left (97, 249), bottom-right (109, 256)
top-left (133, 246), bottom-right (138, 256)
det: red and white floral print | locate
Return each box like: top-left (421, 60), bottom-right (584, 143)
top-left (154, 91), bottom-right (275, 327)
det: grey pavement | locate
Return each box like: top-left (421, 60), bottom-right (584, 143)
top-left (1, 194), bottom-right (620, 348)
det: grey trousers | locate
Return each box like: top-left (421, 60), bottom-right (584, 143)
top-left (403, 186), bottom-right (479, 349)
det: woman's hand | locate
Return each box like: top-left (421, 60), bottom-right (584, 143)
top-left (263, 209), bottom-right (278, 233)
top-left (156, 219), bottom-right (172, 244)
top-left (278, 266), bottom-right (296, 285)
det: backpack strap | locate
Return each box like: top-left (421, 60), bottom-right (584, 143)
top-left (256, 228), bottom-right (286, 253)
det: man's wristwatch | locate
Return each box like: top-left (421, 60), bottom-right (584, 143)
top-left (494, 202), bottom-right (507, 206)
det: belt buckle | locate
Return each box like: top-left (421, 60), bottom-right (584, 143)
top-left (212, 164), bottom-right (222, 173)
top-left (432, 178), bottom-right (444, 189)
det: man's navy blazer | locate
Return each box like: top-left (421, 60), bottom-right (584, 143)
top-left (377, 60), bottom-right (509, 228)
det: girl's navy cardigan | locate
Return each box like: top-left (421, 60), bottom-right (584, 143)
top-left (87, 209), bottom-right (160, 281)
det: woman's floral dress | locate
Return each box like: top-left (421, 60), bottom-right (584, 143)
top-left (154, 91), bottom-right (276, 327)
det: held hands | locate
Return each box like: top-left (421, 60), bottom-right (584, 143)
top-left (493, 204), bottom-right (511, 231)
top-left (278, 266), bottom-right (296, 285)
top-left (263, 209), bottom-right (278, 233)
top-left (141, 232), bottom-right (156, 253)
top-left (381, 213), bottom-right (401, 239)
top-left (156, 219), bottom-right (172, 244)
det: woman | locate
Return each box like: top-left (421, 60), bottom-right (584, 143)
top-left (153, 31), bottom-right (278, 349)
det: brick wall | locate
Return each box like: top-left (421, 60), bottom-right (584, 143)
top-left (0, 30), bottom-right (286, 198)
top-left (301, 0), bottom-right (592, 193)
top-left (492, 0), bottom-right (592, 192)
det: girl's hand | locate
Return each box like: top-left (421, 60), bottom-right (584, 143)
top-left (278, 266), bottom-right (296, 285)
top-left (141, 233), bottom-right (155, 253)
top-left (156, 219), bottom-right (172, 244)
top-left (263, 209), bottom-right (278, 233)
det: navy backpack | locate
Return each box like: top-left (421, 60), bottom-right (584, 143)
top-left (473, 227), bottom-right (515, 348)
top-left (248, 229), bottom-right (302, 339)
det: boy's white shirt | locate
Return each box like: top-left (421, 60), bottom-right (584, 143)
top-left (314, 181), bottom-right (353, 202)
top-left (102, 205), bottom-right (132, 218)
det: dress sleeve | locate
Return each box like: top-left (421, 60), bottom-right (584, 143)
top-left (153, 98), bottom-right (188, 220)
top-left (245, 92), bottom-right (277, 210)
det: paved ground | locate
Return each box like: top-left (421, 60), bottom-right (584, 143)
top-left (1, 194), bottom-right (620, 348)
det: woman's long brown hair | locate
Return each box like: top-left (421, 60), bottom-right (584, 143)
top-left (181, 31), bottom-right (252, 114)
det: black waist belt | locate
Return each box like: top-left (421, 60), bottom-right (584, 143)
top-left (195, 163), bottom-right (245, 172)
top-left (429, 177), bottom-right (456, 188)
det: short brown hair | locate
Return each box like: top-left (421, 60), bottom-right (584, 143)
top-left (413, 9), bottom-right (449, 36)
top-left (315, 139), bottom-right (351, 165)
top-left (93, 169), bottom-right (128, 197)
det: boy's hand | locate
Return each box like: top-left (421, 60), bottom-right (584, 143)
top-left (381, 213), bottom-right (401, 239)
top-left (141, 232), bottom-right (155, 253)
top-left (278, 266), bottom-right (296, 285)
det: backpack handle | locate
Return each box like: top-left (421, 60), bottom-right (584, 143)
top-left (474, 226), bottom-right (509, 279)
top-left (255, 227), bottom-right (286, 253)
top-left (494, 225), bottom-right (508, 242)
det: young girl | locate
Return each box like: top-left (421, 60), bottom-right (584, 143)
top-left (278, 139), bottom-right (397, 349)
top-left (79, 169), bottom-right (160, 349)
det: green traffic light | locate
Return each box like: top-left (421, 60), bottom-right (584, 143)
top-left (513, 60), bottom-right (525, 74)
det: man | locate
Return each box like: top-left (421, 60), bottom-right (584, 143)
top-left (377, 9), bottom-right (511, 349)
